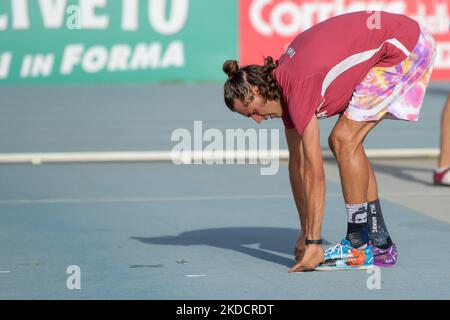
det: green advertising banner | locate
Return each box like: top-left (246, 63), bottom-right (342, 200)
top-left (0, 0), bottom-right (237, 84)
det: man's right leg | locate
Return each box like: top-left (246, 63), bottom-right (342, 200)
top-left (318, 116), bottom-right (377, 270)
top-left (328, 115), bottom-right (379, 251)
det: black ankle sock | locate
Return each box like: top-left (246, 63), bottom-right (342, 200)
top-left (346, 225), bottom-right (369, 249)
top-left (377, 237), bottom-right (393, 249)
top-left (367, 199), bottom-right (393, 248)
top-left (347, 222), bottom-right (365, 234)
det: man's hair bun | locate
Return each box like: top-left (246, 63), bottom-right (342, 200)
top-left (223, 60), bottom-right (239, 78)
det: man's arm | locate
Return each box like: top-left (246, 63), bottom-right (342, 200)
top-left (285, 128), bottom-right (308, 261)
top-left (301, 115), bottom-right (326, 241)
top-left (288, 115), bottom-right (326, 272)
top-left (285, 128), bottom-right (307, 231)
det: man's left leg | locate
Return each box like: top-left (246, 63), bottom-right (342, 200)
top-left (367, 161), bottom-right (398, 266)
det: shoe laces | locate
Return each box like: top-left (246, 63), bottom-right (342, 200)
top-left (325, 242), bottom-right (346, 259)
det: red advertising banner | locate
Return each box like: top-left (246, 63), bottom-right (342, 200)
top-left (239, 0), bottom-right (450, 80)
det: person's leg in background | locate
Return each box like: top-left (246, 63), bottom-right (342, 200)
top-left (434, 93), bottom-right (450, 185)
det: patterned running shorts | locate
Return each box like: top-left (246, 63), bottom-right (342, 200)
top-left (345, 25), bottom-right (437, 122)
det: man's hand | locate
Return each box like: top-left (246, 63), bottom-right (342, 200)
top-left (289, 244), bottom-right (324, 272)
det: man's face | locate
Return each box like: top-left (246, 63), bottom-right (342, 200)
top-left (232, 87), bottom-right (282, 124)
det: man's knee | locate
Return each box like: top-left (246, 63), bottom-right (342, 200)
top-left (328, 134), bottom-right (336, 155)
top-left (328, 129), bottom-right (359, 157)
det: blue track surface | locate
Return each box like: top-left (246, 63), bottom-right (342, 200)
top-left (0, 83), bottom-right (449, 299)
top-left (0, 162), bottom-right (449, 299)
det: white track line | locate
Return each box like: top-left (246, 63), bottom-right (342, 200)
top-left (0, 192), bottom-right (448, 205)
top-left (0, 148), bottom-right (439, 165)
top-left (0, 194), bottom-right (294, 205)
top-left (0, 151), bottom-right (287, 164)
